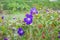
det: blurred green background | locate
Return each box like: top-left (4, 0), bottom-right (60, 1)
top-left (0, 0), bottom-right (60, 14)
top-left (0, 0), bottom-right (60, 40)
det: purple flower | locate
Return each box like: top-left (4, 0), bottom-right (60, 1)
top-left (4, 38), bottom-right (8, 40)
top-left (26, 14), bottom-right (33, 18)
top-left (46, 9), bottom-right (49, 12)
top-left (58, 36), bottom-right (60, 38)
top-left (24, 13), bottom-right (33, 25)
top-left (46, 9), bottom-right (49, 13)
top-left (2, 16), bottom-right (4, 19)
top-left (30, 7), bottom-right (38, 15)
top-left (24, 17), bottom-right (32, 25)
top-left (17, 28), bottom-right (24, 36)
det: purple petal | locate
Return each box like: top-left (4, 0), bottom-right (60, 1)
top-left (26, 21), bottom-right (32, 25)
top-left (18, 28), bottom-right (23, 31)
top-left (17, 28), bottom-right (24, 36)
top-left (46, 9), bottom-right (49, 12)
top-left (27, 18), bottom-right (32, 22)
top-left (18, 30), bottom-right (24, 36)
top-left (24, 17), bottom-right (33, 25)
top-left (26, 13), bottom-right (33, 18)
top-left (58, 36), bottom-right (60, 38)
top-left (2, 16), bottom-right (4, 19)
top-left (4, 38), bottom-right (8, 40)
top-left (26, 18), bottom-right (32, 25)
top-left (24, 17), bottom-right (32, 22)
top-left (24, 18), bottom-right (27, 22)
top-left (30, 7), bottom-right (38, 14)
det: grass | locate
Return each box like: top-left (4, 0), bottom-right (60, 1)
top-left (0, 10), bottom-right (60, 40)
top-left (0, 0), bottom-right (60, 14)
top-left (0, 0), bottom-right (60, 40)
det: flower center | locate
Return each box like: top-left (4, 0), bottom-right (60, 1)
top-left (20, 30), bottom-right (23, 33)
top-left (33, 10), bottom-right (36, 13)
top-left (27, 18), bottom-right (31, 21)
